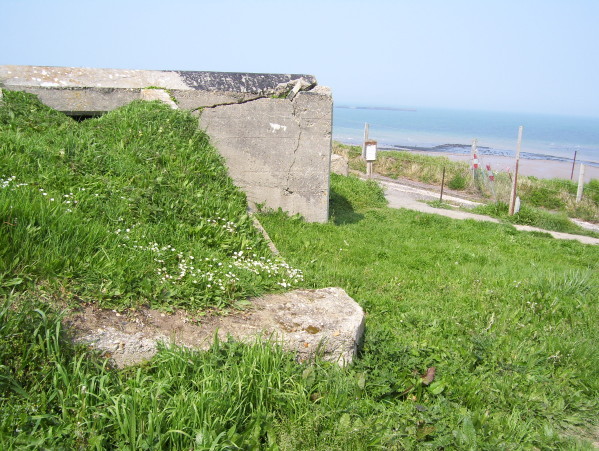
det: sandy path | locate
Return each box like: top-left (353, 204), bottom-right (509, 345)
top-left (370, 175), bottom-right (599, 245)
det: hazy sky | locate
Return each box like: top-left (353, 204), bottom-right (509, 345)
top-left (2, 0), bottom-right (598, 117)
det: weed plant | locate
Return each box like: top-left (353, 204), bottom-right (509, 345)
top-left (0, 91), bottom-right (301, 309)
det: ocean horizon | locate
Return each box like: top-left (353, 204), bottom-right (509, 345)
top-left (333, 105), bottom-right (599, 168)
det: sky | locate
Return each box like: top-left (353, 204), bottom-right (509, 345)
top-left (2, 0), bottom-right (599, 117)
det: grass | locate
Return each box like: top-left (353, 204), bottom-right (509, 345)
top-left (1, 93), bottom-right (598, 448)
top-left (258, 173), bottom-right (599, 448)
top-left (4, 174), bottom-right (596, 448)
top-left (1, 294), bottom-right (379, 449)
top-left (424, 200), bottom-right (455, 210)
top-left (0, 91), bottom-right (302, 310)
top-left (334, 142), bottom-right (477, 193)
top-left (472, 202), bottom-right (599, 237)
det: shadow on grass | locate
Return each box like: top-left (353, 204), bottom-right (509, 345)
top-left (329, 188), bottom-right (364, 225)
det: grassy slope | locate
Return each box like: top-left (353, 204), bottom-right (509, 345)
top-left (1, 93), bottom-right (598, 448)
top-left (259, 174), bottom-right (599, 448)
top-left (0, 91), bottom-right (300, 310)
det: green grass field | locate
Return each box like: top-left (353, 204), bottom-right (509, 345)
top-left (1, 92), bottom-right (598, 448)
top-left (259, 174), bottom-right (599, 448)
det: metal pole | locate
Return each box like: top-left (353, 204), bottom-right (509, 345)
top-left (570, 150), bottom-right (577, 180)
top-left (440, 167), bottom-right (446, 202)
top-left (509, 126), bottom-right (523, 216)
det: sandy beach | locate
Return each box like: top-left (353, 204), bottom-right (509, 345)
top-left (410, 151), bottom-right (599, 183)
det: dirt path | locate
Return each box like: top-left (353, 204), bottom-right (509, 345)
top-left (367, 174), bottom-right (599, 246)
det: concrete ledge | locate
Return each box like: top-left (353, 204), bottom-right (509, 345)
top-left (0, 65), bottom-right (332, 222)
top-left (66, 287), bottom-right (365, 368)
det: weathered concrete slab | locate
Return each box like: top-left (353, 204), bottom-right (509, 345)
top-left (0, 65), bottom-right (332, 222)
top-left (199, 91), bottom-right (332, 222)
top-left (66, 287), bottom-right (365, 368)
top-left (0, 66), bottom-right (190, 89)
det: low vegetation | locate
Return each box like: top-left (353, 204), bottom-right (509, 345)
top-left (333, 141), bottom-right (599, 227)
top-left (0, 91), bottom-right (301, 311)
top-left (0, 93), bottom-right (597, 448)
top-left (260, 174), bottom-right (599, 448)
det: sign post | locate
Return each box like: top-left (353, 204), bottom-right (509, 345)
top-left (365, 140), bottom-right (377, 179)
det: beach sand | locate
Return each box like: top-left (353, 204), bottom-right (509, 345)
top-left (411, 151), bottom-right (599, 183)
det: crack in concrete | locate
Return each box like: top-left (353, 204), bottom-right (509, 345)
top-left (190, 84), bottom-right (317, 113)
top-left (285, 99), bottom-right (303, 194)
top-left (190, 94), bottom-right (265, 113)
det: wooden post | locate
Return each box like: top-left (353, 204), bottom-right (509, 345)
top-left (362, 123), bottom-right (369, 159)
top-left (570, 150), bottom-right (577, 180)
top-left (509, 126), bottom-right (523, 216)
top-left (440, 167), bottom-right (446, 202)
top-left (576, 164), bottom-right (585, 202)
top-left (471, 139), bottom-right (477, 177)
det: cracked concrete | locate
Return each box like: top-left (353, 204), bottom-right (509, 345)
top-left (284, 100), bottom-right (303, 194)
top-left (0, 65), bottom-right (332, 222)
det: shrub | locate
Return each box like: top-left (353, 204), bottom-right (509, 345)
top-left (448, 173), bottom-right (467, 190)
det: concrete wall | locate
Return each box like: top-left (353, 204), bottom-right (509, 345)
top-left (0, 65), bottom-right (332, 222)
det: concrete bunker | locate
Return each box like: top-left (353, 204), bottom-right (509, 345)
top-left (0, 65), bottom-right (333, 222)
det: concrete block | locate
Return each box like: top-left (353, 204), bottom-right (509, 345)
top-left (68, 287), bottom-right (365, 367)
top-left (199, 90), bottom-right (332, 222)
top-left (10, 86), bottom-right (140, 115)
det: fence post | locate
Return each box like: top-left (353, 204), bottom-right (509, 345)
top-left (576, 164), bottom-right (585, 203)
top-left (509, 126), bottom-right (523, 216)
top-left (570, 150), bottom-right (577, 180)
top-left (471, 139), bottom-right (478, 180)
top-left (440, 167), bottom-right (446, 202)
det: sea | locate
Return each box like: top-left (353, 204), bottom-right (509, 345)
top-left (333, 106), bottom-right (599, 168)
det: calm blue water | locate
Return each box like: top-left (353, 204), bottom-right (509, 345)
top-left (333, 106), bottom-right (599, 168)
